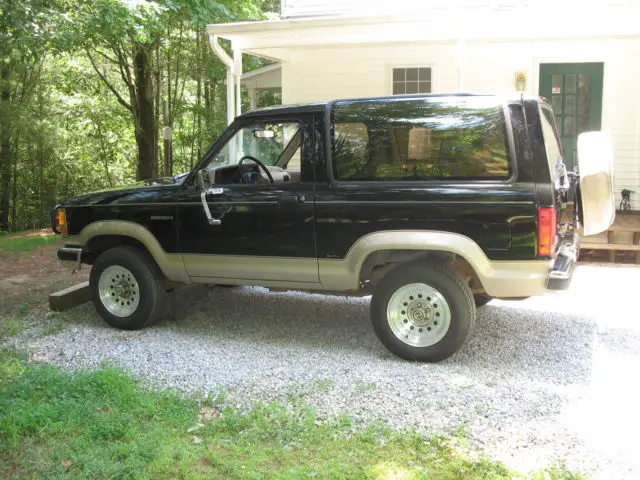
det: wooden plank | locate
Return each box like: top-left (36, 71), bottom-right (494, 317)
top-left (607, 231), bottom-right (616, 262)
top-left (49, 281), bottom-right (91, 312)
top-left (581, 243), bottom-right (640, 251)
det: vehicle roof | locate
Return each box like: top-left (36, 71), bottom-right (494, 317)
top-left (238, 93), bottom-right (545, 120)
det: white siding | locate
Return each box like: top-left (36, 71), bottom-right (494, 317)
top-left (281, 38), bottom-right (640, 200)
top-left (281, 0), bottom-right (637, 19)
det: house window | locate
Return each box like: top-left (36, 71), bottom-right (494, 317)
top-left (392, 67), bottom-right (432, 95)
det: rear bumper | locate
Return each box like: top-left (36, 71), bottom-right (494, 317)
top-left (547, 232), bottom-right (580, 291)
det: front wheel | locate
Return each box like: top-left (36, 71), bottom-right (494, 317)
top-left (371, 264), bottom-right (475, 362)
top-left (90, 246), bottom-right (166, 330)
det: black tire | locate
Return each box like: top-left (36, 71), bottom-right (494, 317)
top-left (371, 264), bottom-right (475, 362)
top-left (473, 293), bottom-right (493, 308)
top-left (90, 246), bottom-right (166, 330)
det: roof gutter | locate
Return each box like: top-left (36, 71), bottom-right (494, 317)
top-left (209, 34), bottom-right (237, 125)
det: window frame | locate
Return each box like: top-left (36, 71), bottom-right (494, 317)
top-left (387, 64), bottom-right (436, 96)
top-left (324, 96), bottom-right (519, 187)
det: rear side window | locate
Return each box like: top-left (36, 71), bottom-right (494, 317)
top-left (539, 106), bottom-right (564, 181)
top-left (332, 96), bottom-right (511, 181)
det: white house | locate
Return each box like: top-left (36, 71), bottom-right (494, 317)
top-left (207, 0), bottom-right (640, 203)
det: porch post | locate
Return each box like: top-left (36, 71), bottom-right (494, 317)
top-left (226, 70), bottom-right (235, 125)
top-left (248, 88), bottom-right (258, 110)
top-left (234, 47), bottom-right (242, 117)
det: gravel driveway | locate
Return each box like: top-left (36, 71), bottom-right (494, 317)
top-left (6, 264), bottom-right (640, 478)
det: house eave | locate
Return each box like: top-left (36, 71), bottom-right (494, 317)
top-left (208, 9), bottom-right (640, 54)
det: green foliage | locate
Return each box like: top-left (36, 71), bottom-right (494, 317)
top-left (0, 0), bottom-right (281, 232)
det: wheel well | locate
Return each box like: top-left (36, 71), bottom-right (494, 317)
top-left (84, 235), bottom-right (152, 265)
top-left (358, 249), bottom-right (485, 293)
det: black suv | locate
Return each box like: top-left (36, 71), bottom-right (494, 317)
top-left (53, 94), bottom-right (614, 362)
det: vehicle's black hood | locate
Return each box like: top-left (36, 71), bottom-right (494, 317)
top-left (60, 174), bottom-right (188, 207)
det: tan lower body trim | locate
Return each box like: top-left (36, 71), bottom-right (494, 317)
top-left (317, 231), bottom-right (553, 298)
top-left (183, 255), bottom-right (320, 284)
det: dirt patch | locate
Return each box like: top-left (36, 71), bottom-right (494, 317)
top-left (0, 244), bottom-right (90, 317)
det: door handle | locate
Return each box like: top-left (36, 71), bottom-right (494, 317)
top-left (200, 187), bottom-right (225, 226)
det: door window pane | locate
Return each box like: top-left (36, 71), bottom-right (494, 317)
top-left (552, 95), bottom-right (563, 114)
top-left (564, 95), bottom-right (577, 115)
top-left (563, 116), bottom-right (576, 136)
top-left (577, 95), bottom-right (590, 116)
top-left (564, 74), bottom-right (577, 93)
top-left (552, 74), bottom-right (563, 91)
top-left (577, 74), bottom-right (590, 95)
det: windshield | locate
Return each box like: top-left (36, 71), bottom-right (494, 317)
top-left (211, 122), bottom-right (301, 168)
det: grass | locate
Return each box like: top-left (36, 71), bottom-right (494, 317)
top-left (0, 232), bottom-right (61, 254)
top-left (0, 319), bottom-right (28, 340)
top-left (0, 349), bottom-right (587, 479)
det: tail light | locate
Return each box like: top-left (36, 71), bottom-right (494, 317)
top-left (537, 207), bottom-right (557, 257)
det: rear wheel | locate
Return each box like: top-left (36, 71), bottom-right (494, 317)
top-left (371, 264), bottom-right (475, 362)
top-left (90, 246), bottom-right (166, 330)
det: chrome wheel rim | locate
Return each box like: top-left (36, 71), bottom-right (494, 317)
top-left (387, 283), bottom-right (451, 347)
top-left (98, 265), bottom-right (140, 317)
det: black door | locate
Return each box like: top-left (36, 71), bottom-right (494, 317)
top-left (177, 114), bottom-right (318, 284)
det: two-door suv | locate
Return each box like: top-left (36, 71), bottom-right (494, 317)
top-left (52, 94), bottom-right (615, 362)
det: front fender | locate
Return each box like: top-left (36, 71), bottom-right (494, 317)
top-left (65, 220), bottom-right (190, 283)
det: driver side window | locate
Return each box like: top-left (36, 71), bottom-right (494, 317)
top-left (203, 121), bottom-right (303, 186)
top-left (213, 122), bottom-right (301, 168)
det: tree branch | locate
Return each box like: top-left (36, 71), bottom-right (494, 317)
top-left (86, 50), bottom-right (132, 112)
top-left (90, 46), bottom-right (119, 66)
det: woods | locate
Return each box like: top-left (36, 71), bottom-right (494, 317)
top-left (0, 0), bottom-right (278, 232)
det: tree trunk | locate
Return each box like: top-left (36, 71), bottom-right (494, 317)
top-left (11, 137), bottom-right (18, 231)
top-left (133, 43), bottom-right (155, 181)
top-left (0, 66), bottom-right (12, 231)
top-left (154, 43), bottom-right (161, 177)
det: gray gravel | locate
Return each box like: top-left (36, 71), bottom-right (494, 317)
top-left (6, 264), bottom-right (640, 478)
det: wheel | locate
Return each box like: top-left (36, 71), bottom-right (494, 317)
top-left (370, 264), bottom-right (475, 362)
top-left (90, 246), bottom-right (166, 330)
top-left (473, 293), bottom-right (493, 307)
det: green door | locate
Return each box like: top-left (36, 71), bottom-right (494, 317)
top-left (539, 63), bottom-right (604, 170)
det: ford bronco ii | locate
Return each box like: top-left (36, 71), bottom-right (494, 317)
top-left (53, 94), bottom-right (615, 362)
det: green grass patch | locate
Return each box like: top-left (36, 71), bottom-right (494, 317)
top-left (0, 349), bottom-right (586, 479)
top-left (0, 318), bottom-right (28, 340)
top-left (0, 233), bottom-right (61, 254)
